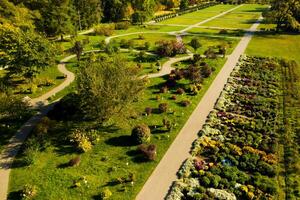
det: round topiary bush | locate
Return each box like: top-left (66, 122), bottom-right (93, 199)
top-left (131, 124), bottom-right (151, 144)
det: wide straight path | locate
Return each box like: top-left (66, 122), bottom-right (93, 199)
top-left (136, 17), bottom-right (263, 200)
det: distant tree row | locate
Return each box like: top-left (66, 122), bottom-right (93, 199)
top-left (1, 0), bottom-right (213, 38)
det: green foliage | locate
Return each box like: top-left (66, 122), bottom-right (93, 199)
top-left (77, 55), bottom-right (145, 123)
top-left (138, 144), bottom-right (157, 161)
top-left (131, 124), bottom-right (151, 144)
top-left (267, 0), bottom-right (300, 32)
top-left (158, 103), bottom-right (168, 113)
top-left (20, 184), bottom-right (38, 200)
top-left (115, 21), bottom-right (131, 30)
top-left (100, 187), bottom-right (112, 199)
top-left (0, 92), bottom-right (30, 121)
top-left (69, 129), bottom-right (92, 153)
top-left (0, 23), bottom-right (55, 79)
top-left (156, 40), bottom-right (186, 57)
top-left (180, 0), bottom-right (189, 11)
top-left (73, 0), bottom-right (102, 30)
top-left (132, 11), bottom-right (148, 25)
top-left (72, 41), bottom-right (84, 61)
top-left (94, 24), bottom-right (115, 36)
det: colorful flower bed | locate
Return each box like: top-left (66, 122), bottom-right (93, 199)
top-left (167, 55), bottom-right (282, 200)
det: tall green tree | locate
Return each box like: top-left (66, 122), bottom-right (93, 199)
top-left (179, 0), bottom-right (189, 10)
top-left (72, 0), bottom-right (102, 30)
top-left (133, 0), bottom-right (156, 16)
top-left (43, 0), bottom-right (75, 40)
top-left (0, 0), bottom-right (36, 30)
top-left (267, 0), bottom-right (300, 32)
top-left (101, 0), bottom-right (126, 22)
top-left (0, 23), bottom-right (55, 79)
top-left (77, 55), bottom-right (146, 123)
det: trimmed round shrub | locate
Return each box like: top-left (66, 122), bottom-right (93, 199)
top-left (180, 100), bottom-right (191, 107)
top-left (170, 95), bottom-right (177, 100)
top-left (176, 88), bottom-right (185, 95)
top-left (138, 144), bottom-right (157, 161)
top-left (158, 103), bottom-right (168, 113)
top-left (131, 124), bottom-right (151, 144)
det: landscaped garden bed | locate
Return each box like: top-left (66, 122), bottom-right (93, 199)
top-left (167, 55), bottom-right (285, 200)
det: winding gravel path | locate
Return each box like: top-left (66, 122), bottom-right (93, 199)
top-left (136, 16), bottom-right (262, 200)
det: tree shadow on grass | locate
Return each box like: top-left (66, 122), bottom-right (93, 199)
top-left (54, 145), bottom-right (77, 156)
top-left (126, 150), bottom-right (148, 163)
top-left (7, 191), bottom-right (22, 200)
top-left (10, 159), bottom-right (29, 169)
top-left (105, 135), bottom-right (136, 147)
top-left (57, 162), bottom-right (70, 169)
top-left (149, 125), bottom-right (169, 134)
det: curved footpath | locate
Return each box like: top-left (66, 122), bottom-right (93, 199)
top-left (136, 17), bottom-right (263, 200)
top-left (0, 55), bottom-right (77, 200)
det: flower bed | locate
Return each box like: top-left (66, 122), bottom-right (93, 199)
top-left (167, 56), bottom-right (282, 200)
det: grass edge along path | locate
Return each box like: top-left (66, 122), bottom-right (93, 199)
top-left (0, 53), bottom-right (77, 200)
top-left (136, 16), bottom-right (263, 200)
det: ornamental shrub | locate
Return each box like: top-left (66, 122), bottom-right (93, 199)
top-left (69, 129), bottom-right (92, 152)
top-left (115, 21), bottom-right (130, 30)
top-left (158, 103), bottom-right (168, 113)
top-left (138, 144), bottom-right (157, 161)
top-left (176, 88), bottom-right (185, 95)
top-left (94, 24), bottom-right (115, 36)
top-left (69, 156), bottom-right (81, 167)
top-left (131, 124), bottom-right (151, 144)
top-left (160, 86), bottom-right (168, 93)
top-left (21, 184), bottom-right (38, 200)
top-left (100, 187), bottom-right (112, 199)
top-left (23, 146), bottom-right (39, 165)
top-left (180, 100), bottom-right (191, 107)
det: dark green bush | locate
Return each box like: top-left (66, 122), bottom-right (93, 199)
top-left (131, 124), bottom-right (151, 144)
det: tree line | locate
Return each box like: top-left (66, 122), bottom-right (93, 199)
top-left (1, 0), bottom-right (208, 38)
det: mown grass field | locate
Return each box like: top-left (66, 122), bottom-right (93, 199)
top-left (202, 4), bottom-right (268, 29)
top-left (157, 4), bottom-right (236, 25)
top-left (246, 33), bottom-right (300, 65)
top-left (182, 34), bottom-right (240, 55)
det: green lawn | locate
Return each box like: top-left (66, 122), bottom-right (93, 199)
top-left (9, 56), bottom-right (227, 200)
top-left (202, 4), bottom-right (268, 29)
top-left (230, 3), bottom-right (270, 13)
top-left (157, 4), bottom-right (236, 25)
top-left (182, 34), bottom-right (240, 55)
top-left (110, 33), bottom-right (176, 51)
top-left (246, 33), bottom-right (300, 64)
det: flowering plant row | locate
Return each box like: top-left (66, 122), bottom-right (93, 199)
top-left (167, 56), bottom-right (282, 200)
